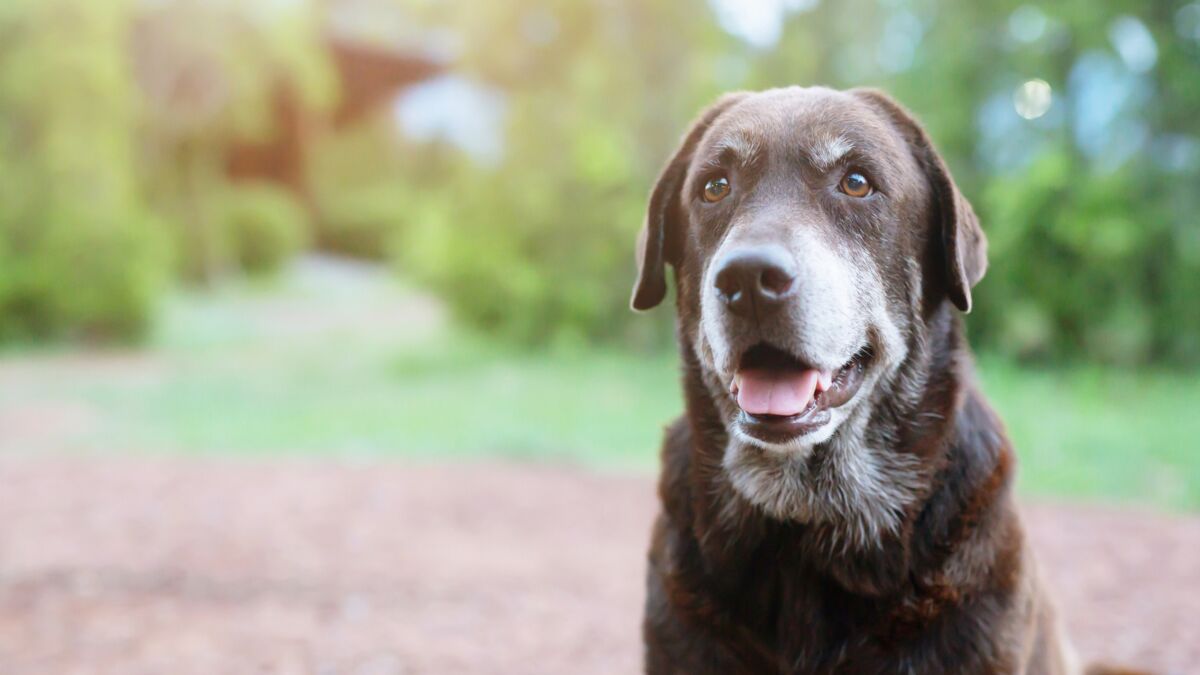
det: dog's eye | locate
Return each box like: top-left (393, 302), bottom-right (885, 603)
top-left (703, 176), bottom-right (731, 203)
top-left (839, 171), bottom-right (872, 198)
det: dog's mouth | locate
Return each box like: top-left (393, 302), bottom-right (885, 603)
top-left (729, 342), bottom-right (873, 443)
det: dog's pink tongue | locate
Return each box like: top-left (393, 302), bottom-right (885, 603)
top-left (736, 368), bottom-right (821, 416)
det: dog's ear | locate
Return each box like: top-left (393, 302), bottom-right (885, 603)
top-left (851, 88), bottom-right (987, 313)
top-left (631, 93), bottom-right (748, 311)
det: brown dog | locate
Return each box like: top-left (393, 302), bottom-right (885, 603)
top-left (631, 87), bottom-right (1085, 674)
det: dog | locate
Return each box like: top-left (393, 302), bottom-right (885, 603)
top-left (631, 87), bottom-right (1108, 674)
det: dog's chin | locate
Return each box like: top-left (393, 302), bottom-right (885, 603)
top-left (723, 342), bottom-right (874, 453)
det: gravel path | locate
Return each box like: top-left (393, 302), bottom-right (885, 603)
top-left (0, 458), bottom-right (1196, 674)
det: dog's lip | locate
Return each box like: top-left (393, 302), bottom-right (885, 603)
top-left (731, 345), bottom-right (872, 444)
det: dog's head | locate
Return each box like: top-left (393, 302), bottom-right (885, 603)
top-left (632, 87), bottom-right (987, 535)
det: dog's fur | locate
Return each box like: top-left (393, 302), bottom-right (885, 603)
top-left (631, 87), bottom-right (1086, 674)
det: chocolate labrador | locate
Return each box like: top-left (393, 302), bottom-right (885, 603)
top-left (631, 87), bottom-right (1131, 674)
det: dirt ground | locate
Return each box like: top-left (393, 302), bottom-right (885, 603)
top-left (0, 458), bottom-right (1196, 675)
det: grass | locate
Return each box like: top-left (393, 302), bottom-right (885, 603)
top-left (976, 356), bottom-right (1200, 509)
top-left (2, 257), bottom-right (1196, 510)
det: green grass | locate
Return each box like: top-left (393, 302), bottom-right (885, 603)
top-left (106, 339), bottom-right (684, 466)
top-left (2, 260), bottom-right (1196, 510)
top-left (976, 356), bottom-right (1200, 509)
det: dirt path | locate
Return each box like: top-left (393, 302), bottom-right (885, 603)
top-left (0, 458), bottom-right (1196, 674)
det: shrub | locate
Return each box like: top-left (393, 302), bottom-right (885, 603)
top-left (314, 184), bottom-right (407, 260)
top-left (971, 151), bottom-right (1200, 365)
top-left (222, 183), bottom-right (309, 276)
top-left (395, 161), bottom-right (661, 347)
top-left (0, 0), bottom-right (168, 343)
top-left (0, 203), bottom-right (168, 343)
top-left (306, 120), bottom-right (417, 260)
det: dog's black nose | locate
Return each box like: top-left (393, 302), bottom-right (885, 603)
top-left (713, 247), bottom-right (797, 318)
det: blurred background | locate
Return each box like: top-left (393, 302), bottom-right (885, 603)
top-left (0, 0), bottom-right (1198, 673)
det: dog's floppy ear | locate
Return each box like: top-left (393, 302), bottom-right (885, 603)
top-left (631, 93), bottom-right (748, 311)
top-left (851, 88), bottom-right (988, 313)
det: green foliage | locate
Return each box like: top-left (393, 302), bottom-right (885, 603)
top-left (317, 186), bottom-right (407, 260)
top-left (134, 0), bottom-right (333, 284)
top-left (0, 0), bottom-right (333, 340)
top-left (393, 0), bottom-right (723, 346)
top-left (2, 207), bottom-right (167, 342)
top-left (222, 183), bottom-right (309, 276)
top-left (972, 153), bottom-right (1200, 365)
top-left (307, 121), bottom-right (417, 260)
top-left (0, 0), bottom-right (168, 341)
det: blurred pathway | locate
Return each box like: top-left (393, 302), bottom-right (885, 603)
top-left (0, 458), bottom-right (1196, 674)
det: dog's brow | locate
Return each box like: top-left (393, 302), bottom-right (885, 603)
top-left (709, 133), bottom-right (762, 168)
top-left (809, 134), bottom-right (854, 170)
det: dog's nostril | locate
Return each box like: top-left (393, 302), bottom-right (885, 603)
top-left (760, 266), bottom-right (795, 297)
top-left (714, 268), bottom-right (744, 301)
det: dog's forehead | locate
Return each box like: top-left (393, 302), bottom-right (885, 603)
top-left (700, 87), bottom-right (905, 165)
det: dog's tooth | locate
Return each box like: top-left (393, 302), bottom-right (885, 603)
top-left (730, 375), bottom-right (741, 396)
top-left (818, 371), bottom-right (834, 392)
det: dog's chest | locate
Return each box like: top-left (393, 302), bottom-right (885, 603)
top-left (709, 552), bottom-right (1004, 674)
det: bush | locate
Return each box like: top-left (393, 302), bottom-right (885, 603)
top-left (306, 120), bottom-right (417, 260)
top-left (395, 161), bottom-right (660, 347)
top-left (971, 151), bottom-right (1200, 365)
top-left (314, 184), bottom-right (407, 260)
top-left (0, 0), bottom-right (168, 343)
top-left (389, 0), bottom-right (702, 348)
top-left (0, 204), bottom-right (168, 343)
top-left (222, 183), bottom-right (309, 276)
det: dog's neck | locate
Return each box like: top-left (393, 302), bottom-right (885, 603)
top-left (673, 301), bottom-right (1014, 598)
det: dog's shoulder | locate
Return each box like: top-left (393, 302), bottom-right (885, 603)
top-left (655, 416), bottom-right (694, 524)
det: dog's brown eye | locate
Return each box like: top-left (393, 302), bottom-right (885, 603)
top-left (839, 171), bottom-right (872, 198)
top-left (703, 176), bottom-right (731, 203)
